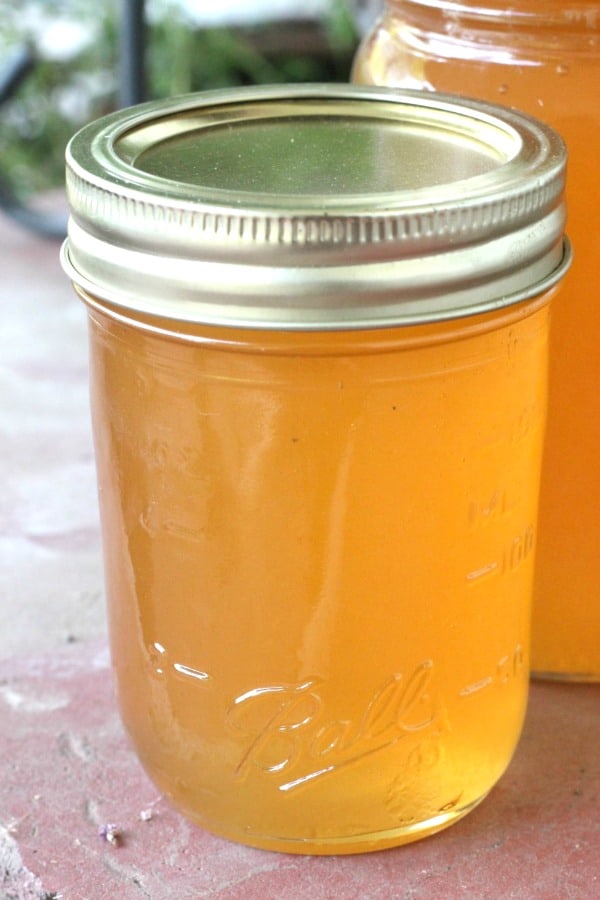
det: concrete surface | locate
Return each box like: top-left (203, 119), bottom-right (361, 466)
top-left (2, 643), bottom-right (599, 900)
top-left (1, 208), bottom-right (599, 899)
top-left (0, 201), bottom-right (105, 661)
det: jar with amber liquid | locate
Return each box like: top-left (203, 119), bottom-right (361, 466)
top-left (353, 1), bottom-right (600, 680)
top-left (62, 85), bottom-right (569, 852)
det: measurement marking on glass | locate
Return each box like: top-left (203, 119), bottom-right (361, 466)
top-left (459, 677), bottom-right (493, 697)
top-left (466, 562), bottom-right (498, 582)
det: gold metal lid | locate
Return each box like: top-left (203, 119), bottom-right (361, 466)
top-left (62, 83), bottom-right (570, 330)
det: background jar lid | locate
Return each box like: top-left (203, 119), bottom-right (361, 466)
top-left (62, 83), bottom-right (570, 330)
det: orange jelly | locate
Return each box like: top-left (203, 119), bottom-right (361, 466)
top-left (62, 85), bottom-right (569, 852)
top-left (84, 301), bottom-right (551, 853)
top-left (353, 0), bottom-right (600, 680)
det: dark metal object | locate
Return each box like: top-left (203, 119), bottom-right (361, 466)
top-left (0, 44), bottom-right (36, 104)
top-left (119, 0), bottom-right (146, 107)
top-left (0, 0), bottom-right (147, 238)
top-left (0, 45), bottom-right (68, 238)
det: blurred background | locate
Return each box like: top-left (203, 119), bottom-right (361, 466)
top-left (0, 0), bottom-right (383, 238)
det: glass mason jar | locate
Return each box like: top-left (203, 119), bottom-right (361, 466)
top-left (353, 0), bottom-right (600, 681)
top-left (61, 84), bottom-right (569, 853)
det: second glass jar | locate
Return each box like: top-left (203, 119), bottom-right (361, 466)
top-left (353, 0), bottom-right (600, 681)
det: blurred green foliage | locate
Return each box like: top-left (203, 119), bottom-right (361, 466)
top-left (0, 0), bottom-right (358, 200)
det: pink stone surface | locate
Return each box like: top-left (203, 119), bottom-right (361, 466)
top-left (0, 202), bottom-right (105, 661)
top-left (2, 645), bottom-right (599, 899)
top-left (1, 206), bottom-right (599, 899)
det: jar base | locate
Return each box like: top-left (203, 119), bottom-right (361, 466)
top-left (180, 793), bottom-right (489, 856)
top-left (531, 670), bottom-right (600, 683)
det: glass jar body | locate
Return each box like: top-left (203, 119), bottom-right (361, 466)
top-left (353, 0), bottom-right (600, 680)
top-left (84, 292), bottom-right (550, 853)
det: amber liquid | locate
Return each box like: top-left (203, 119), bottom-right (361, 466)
top-left (86, 296), bottom-right (549, 853)
top-left (353, 2), bottom-right (600, 680)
